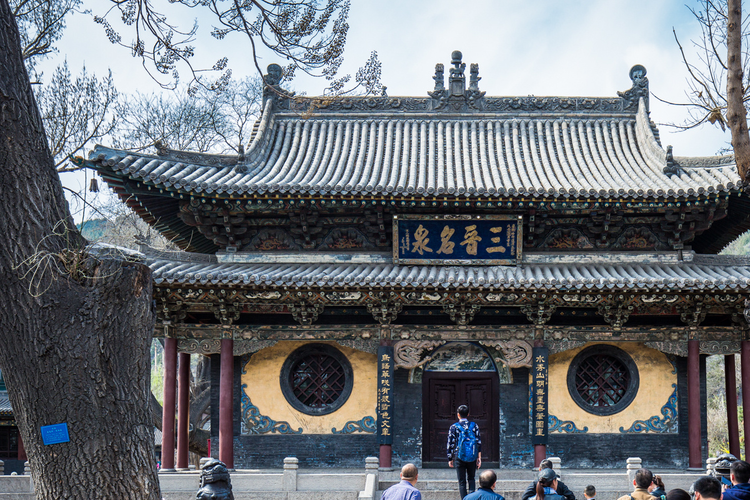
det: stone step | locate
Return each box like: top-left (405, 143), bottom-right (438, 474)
top-left (379, 479), bottom-right (532, 491)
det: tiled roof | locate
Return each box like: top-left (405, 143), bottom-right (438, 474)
top-left (86, 97), bottom-right (738, 201)
top-left (0, 392), bottom-right (12, 417)
top-left (148, 251), bottom-right (750, 291)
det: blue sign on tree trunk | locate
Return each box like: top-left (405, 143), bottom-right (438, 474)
top-left (41, 423), bottom-right (70, 445)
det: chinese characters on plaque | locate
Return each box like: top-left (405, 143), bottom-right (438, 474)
top-left (393, 215), bottom-right (522, 265)
top-left (531, 346), bottom-right (548, 445)
top-left (377, 346), bottom-right (394, 445)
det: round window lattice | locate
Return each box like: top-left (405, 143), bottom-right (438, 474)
top-left (280, 344), bottom-right (353, 416)
top-left (566, 345), bottom-right (639, 416)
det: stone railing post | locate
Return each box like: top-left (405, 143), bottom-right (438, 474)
top-left (24, 461), bottom-right (33, 493)
top-left (0, 459), bottom-right (4, 475)
top-left (706, 457), bottom-right (717, 476)
top-left (626, 457), bottom-right (641, 485)
top-left (283, 457), bottom-right (298, 491)
top-left (365, 456), bottom-right (379, 478)
top-left (359, 457), bottom-right (380, 500)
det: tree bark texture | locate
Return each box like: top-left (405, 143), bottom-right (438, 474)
top-left (727, 0), bottom-right (750, 182)
top-left (0, 1), bottom-right (161, 498)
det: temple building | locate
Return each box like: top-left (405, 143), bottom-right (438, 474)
top-left (80, 51), bottom-right (750, 470)
top-left (0, 369), bottom-right (25, 474)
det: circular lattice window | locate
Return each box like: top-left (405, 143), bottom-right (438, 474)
top-left (566, 345), bottom-right (639, 416)
top-left (280, 344), bottom-right (354, 416)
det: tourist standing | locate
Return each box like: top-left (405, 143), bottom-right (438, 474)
top-left (521, 460), bottom-right (575, 500)
top-left (583, 485), bottom-right (596, 500)
top-left (463, 470), bottom-right (505, 500)
top-left (447, 404), bottom-right (482, 499)
top-left (381, 464), bottom-right (421, 500)
top-left (691, 477), bottom-right (722, 500)
top-left (529, 468), bottom-right (565, 500)
top-left (616, 468), bottom-right (655, 500)
top-left (722, 461), bottom-right (750, 500)
top-left (650, 476), bottom-right (666, 500)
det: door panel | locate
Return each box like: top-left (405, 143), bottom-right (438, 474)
top-left (422, 372), bottom-right (499, 463)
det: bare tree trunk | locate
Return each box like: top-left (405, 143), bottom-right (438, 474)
top-left (727, 0), bottom-right (750, 182)
top-left (0, 1), bottom-right (160, 498)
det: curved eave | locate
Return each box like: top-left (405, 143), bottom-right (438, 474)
top-left (148, 253), bottom-right (750, 292)
top-left (97, 171), bottom-right (218, 253)
top-left (693, 193), bottom-right (750, 253)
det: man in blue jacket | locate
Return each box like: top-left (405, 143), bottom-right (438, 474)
top-left (464, 470), bottom-right (505, 500)
top-left (723, 460), bottom-right (750, 500)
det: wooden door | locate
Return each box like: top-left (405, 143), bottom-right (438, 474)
top-left (422, 372), bottom-right (499, 463)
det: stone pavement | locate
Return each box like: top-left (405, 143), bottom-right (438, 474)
top-left (0, 465), bottom-right (709, 500)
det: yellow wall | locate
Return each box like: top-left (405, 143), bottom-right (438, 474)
top-left (548, 342), bottom-right (676, 433)
top-left (241, 341), bottom-right (377, 434)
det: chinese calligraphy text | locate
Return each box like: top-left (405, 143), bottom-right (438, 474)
top-left (394, 215), bottom-right (522, 265)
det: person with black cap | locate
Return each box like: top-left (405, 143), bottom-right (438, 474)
top-left (521, 460), bottom-right (575, 500)
top-left (529, 468), bottom-right (566, 500)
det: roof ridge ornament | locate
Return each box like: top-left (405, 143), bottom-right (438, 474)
top-left (663, 145), bottom-right (683, 177)
top-left (428, 50), bottom-right (485, 111)
top-left (263, 63), bottom-right (294, 103)
top-left (617, 64), bottom-right (649, 112)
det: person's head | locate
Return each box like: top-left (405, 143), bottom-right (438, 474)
top-left (537, 467), bottom-right (559, 500)
top-left (650, 475), bottom-right (665, 492)
top-left (539, 459), bottom-right (553, 471)
top-left (730, 460), bottom-right (750, 484)
top-left (457, 405), bottom-right (469, 419)
top-left (692, 476), bottom-right (722, 500)
top-left (635, 468), bottom-right (654, 489)
top-left (584, 485), bottom-right (596, 499)
top-left (667, 489), bottom-right (691, 500)
top-left (479, 470), bottom-right (498, 490)
top-left (400, 463), bottom-right (418, 485)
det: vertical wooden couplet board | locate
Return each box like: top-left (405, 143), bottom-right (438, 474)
top-left (532, 346), bottom-right (549, 445)
top-left (377, 346), bottom-right (395, 445)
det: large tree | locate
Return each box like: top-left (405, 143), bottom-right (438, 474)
top-left (0, 0), bottom-right (160, 497)
top-left (1, 0), bottom-right (363, 495)
top-left (726, 0), bottom-right (750, 181)
top-left (668, 0), bottom-right (750, 181)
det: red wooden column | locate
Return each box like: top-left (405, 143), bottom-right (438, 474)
top-left (161, 337), bottom-right (177, 471)
top-left (726, 354), bottom-right (741, 458)
top-left (219, 339), bottom-right (234, 469)
top-left (176, 352), bottom-right (190, 470)
top-left (17, 431), bottom-right (26, 462)
top-left (742, 341), bottom-right (750, 461)
top-left (687, 339), bottom-right (702, 469)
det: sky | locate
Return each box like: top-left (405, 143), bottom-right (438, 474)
top-left (45, 0), bottom-right (732, 214)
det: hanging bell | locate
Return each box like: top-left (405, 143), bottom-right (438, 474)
top-left (89, 178), bottom-right (99, 193)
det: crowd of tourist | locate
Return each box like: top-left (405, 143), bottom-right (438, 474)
top-left (380, 455), bottom-right (750, 500)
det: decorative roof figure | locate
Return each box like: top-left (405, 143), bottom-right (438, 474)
top-left (449, 50), bottom-right (467, 96)
top-left (432, 63), bottom-right (445, 93)
top-left (469, 63), bottom-right (481, 92)
top-left (263, 63), bottom-right (285, 100)
top-left (428, 51), bottom-right (484, 110)
top-left (618, 64), bottom-right (650, 112)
